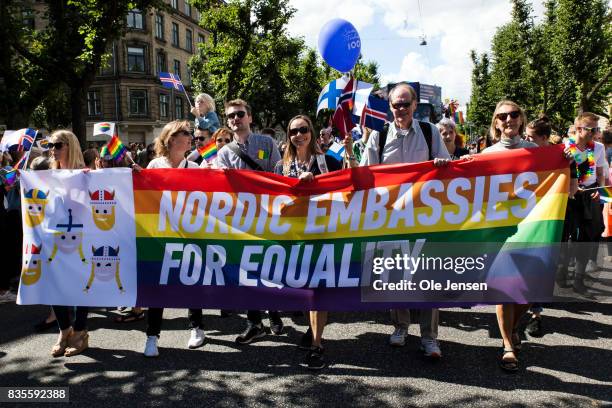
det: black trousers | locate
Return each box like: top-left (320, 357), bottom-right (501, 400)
top-left (53, 306), bottom-right (88, 331)
top-left (146, 308), bottom-right (203, 336)
top-left (247, 310), bottom-right (281, 325)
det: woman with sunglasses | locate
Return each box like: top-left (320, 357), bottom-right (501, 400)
top-left (204, 128), bottom-right (233, 169)
top-left (47, 130), bottom-right (90, 357)
top-left (273, 115), bottom-right (351, 370)
top-left (480, 101), bottom-right (538, 372)
top-left (144, 120), bottom-right (202, 357)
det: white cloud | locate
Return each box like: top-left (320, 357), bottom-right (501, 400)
top-left (288, 0), bottom-right (547, 105)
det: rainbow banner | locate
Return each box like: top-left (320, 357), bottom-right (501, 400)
top-left (17, 146), bottom-right (569, 308)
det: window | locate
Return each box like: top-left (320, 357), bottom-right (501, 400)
top-left (173, 59), bottom-right (181, 78)
top-left (130, 90), bottom-right (148, 115)
top-left (175, 96), bottom-right (183, 119)
top-left (87, 90), bottom-right (102, 115)
top-left (156, 52), bottom-right (167, 74)
top-left (184, 0), bottom-right (191, 17)
top-left (159, 94), bottom-right (169, 118)
top-left (193, 9), bottom-right (200, 21)
top-left (127, 9), bottom-right (143, 29)
top-left (198, 34), bottom-right (205, 44)
top-left (171, 23), bottom-right (179, 47)
top-left (185, 29), bottom-right (193, 52)
top-left (171, 0), bottom-right (178, 9)
top-left (127, 46), bottom-right (145, 72)
top-left (155, 15), bottom-right (164, 39)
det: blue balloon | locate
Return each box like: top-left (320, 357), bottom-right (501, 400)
top-left (318, 19), bottom-right (361, 73)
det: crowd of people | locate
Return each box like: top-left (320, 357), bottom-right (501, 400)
top-left (1, 88), bottom-right (610, 372)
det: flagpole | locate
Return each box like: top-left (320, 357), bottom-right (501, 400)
top-left (580, 184), bottom-right (611, 192)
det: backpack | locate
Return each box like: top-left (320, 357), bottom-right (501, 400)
top-left (378, 121), bottom-right (433, 163)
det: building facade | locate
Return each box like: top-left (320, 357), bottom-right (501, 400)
top-left (85, 1), bottom-right (208, 145)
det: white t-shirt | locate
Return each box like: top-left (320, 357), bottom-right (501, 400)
top-left (147, 157), bottom-right (199, 169)
top-left (564, 139), bottom-right (605, 186)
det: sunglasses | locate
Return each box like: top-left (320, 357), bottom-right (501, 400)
top-left (496, 111), bottom-right (520, 121)
top-left (289, 126), bottom-right (309, 136)
top-left (227, 111), bottom-right (247, 119)
top-left (194, 136), bottom-right (207, 142)
top-left (216, 138), bottom-right (231, 143)
top-left (578, 126), bottom-right (601, 133)
top-left (47, 142), bottom-right (64, 150)
top-left (391, 102), bottom-right (412, 110)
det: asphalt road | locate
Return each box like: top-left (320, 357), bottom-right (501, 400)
top-left (0, 301), bottom-right (611, 407)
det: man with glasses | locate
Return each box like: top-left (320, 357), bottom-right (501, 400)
top-left (216, 99), bottom-right (284, 344)
top-left (361, 83), bottom-right (450, 359)
top-left (558, 112), bottom-right (606, 295)
top-left (187, 126), bottom-right (211, 166)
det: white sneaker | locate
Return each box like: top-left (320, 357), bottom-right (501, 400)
top-left (0, 291), bottom-right (17, 304)
top-left (187, 328), bottom-right (205, 349)
top-left (389, 327), bottom-right (407, 346)
top-left (420, 338), bottom-right (442, 358)
top-left (144, 336), bottom-right (159, 357)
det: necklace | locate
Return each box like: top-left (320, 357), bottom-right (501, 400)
top-left (294, 156), bottom-right (314, 177)
top-left (568, 138), bottom-right (595, 184)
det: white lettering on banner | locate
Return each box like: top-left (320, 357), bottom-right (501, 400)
top-left (180, 244), bottom-right (202, 285)
top-left (418, 180), bottom-right (443, 226)
top-left (159, 191), bottom-right (186, 232)
top-left (260, 245), bottom-right (285, 288)
top-left (511, 172), bottom-right (538, 218)
top-left (206, 192), bottom-right (233, 233)
top-left (182, 192), bottom-right (207, 233)
top-left (328, 191), bottom-right (364, 232)
top-left (470, 176), bottom-right (486, 223)
top-left (270, 196), bottom-right (293, 235)
top-left (388, 183), bottom-right (415, 228)
top-left (305, 193), bottom-right (330, 234)
top-left (159, 243), bottom-right (184, 284)
top-left (231, 192), bottom-right (257, 233)
top-left (239, 246), bottom-right (262, 286)
top-left (363, 187), bottom-right (389, 230)
top-left (487, 174), bottom-right (513, 221)
top-left (286, 245), bottom-right (312, 288)
top-left (445, 178), bottom-right (471, 224)
top-left (203, 245), bottom-right (226, 285)
top-left (255, 195), bottom-right (270, 234)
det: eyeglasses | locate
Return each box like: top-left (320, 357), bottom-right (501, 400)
top-left (289, 126), bottom-right (309, 136)
top-left (391, 102), bottom-right (412, 110)
top-left (173, 130), bottom-right (191, 138)
top-left (216, 138), bottom-right (231, 143)
top-left (47, 142), bottom-right (64, 150)
top-left (496, 111), bottom-right (520, 121)
top-left (194, 136), bottom-right (207, 142)
top-left (578, 126), bottom-right (601, 133)
top-left (227, 111), bottom-right (247, 119)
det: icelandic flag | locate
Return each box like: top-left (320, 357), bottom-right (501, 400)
top-left (360, 95), bottom-right (389, 132)
top-left (332, 78), bottom-right (357, 136)
top-left (159, 72), bottom-right (185, 92)
top-left (0, 128), bottom-right (38, 152)
top-left (316, 77), bottom-right (349, 115)
top-left (326, 142), bottom-right (345, 162)
top-left (351, 81), bottom-right (374, 118)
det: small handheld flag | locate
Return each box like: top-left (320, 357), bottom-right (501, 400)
top-left (198, 140), bottom-right (218, 161)
top-left (93, 122), bottom-right (116, 138)
top-left (332, 78), bottom-right (357, 136)
top-left (0, 128), bottom-right (38, 152)
top-left (105, 135), bottom-right (128, 161)
top-left (0, 166), bottom-right (18, 187)
top-left (316, 77), bottom-right (349, 115)
top-left (159, 72), bottom-right (185, 92)
top-left (326, 142), bottom-right (345, 162)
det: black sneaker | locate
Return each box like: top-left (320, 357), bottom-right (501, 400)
top-left (298, 327), bottom-right (313, 350)
top-left (301, 347), bottom-right (326, 370)
top-left (235, 323), bottom-right (266, 344)
top-left (269, 315), bottom-right (284, 335)
top-left (525, 316), bottom-right (543, 337)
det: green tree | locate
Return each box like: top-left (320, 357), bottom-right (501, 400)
top-left (467, 51), bottom-right (494, 135)
top-left (2, 0), bottom-right (163, 146)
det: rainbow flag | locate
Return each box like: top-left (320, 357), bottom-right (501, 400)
top-left (106, 135), bottom-right (127, 161)
top-left (599, 186), bottom-right (612, 203)
top-left (197, 140), bottom-right (217, 161)
top-left (0, 166), bottom-right (17, 186)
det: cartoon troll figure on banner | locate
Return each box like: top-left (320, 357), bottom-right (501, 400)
top-left (21, 243), bottom-right (43, 285)
top-left (48, 209), bottom-right (86, 263)
top-left (23, 189), bottom-right (49, 227)
top-left (89, 189), bottom-right (116, 230)
top-left (84, 246), bottom-right (124, 293)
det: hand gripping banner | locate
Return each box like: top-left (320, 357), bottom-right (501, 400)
top-left (18, 146), bottom-right (569, 309)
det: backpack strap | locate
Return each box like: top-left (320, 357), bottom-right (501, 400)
top-left (227, 142), bottom-right (264, 171)
top-left (377, 122), bottom-right (390, 164)
top-left (418, 120), bottom-right (433, 161)
top-left (316, 154), bottom-right (329, 174)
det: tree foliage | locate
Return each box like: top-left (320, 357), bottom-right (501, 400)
top-left (468, 0), bottom-right (611, 135)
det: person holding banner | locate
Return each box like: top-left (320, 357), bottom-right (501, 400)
top-left (481, 101), bottom-right (539, 372)
top-left (47, 130), bottom-right (90, 357)
top-left (216, 99), bottom-right (284, 344)
top-left (143, 120), bottom-right (202, 357)
top-left (191, 93), bottom-right (220, 135)
top-left (274, 115), bottom-right (343, 370)
top-left (360, 83), bottom-right (450, 359)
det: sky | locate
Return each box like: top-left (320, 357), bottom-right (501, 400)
top-left (287, 0), bottom-right (546, 108)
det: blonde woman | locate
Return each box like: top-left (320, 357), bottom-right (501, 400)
top-left (144, 120), bottom-right (201, 357)
top-left (47, 130), bottom-right (89, 357)
top-left (191, 93), bottom-right (220, 134)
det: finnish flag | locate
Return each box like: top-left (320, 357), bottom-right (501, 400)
top-left (316, 77), bottom-right (349, 115)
